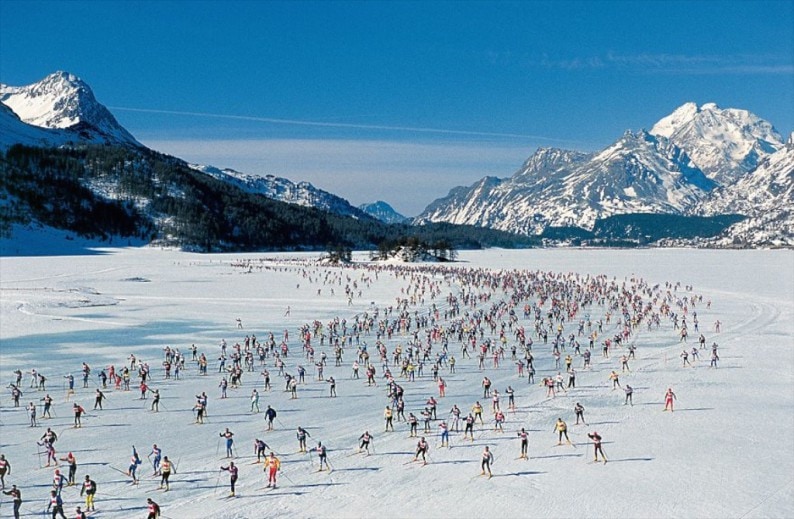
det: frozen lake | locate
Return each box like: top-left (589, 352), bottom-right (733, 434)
top-left (1, 247), bottom-right (792, 518)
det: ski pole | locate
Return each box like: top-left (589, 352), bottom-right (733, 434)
top-left (214, 469), bottom-right (222, 494)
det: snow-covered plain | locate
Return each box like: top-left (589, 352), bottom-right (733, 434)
top-left (1, 247), bottom-right (792, 519)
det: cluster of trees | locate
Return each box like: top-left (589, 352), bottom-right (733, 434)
top-left (1, 144), bottom-right (536, 252)
top-left (541, 213), bottom-right (745, 246)
top-left (372, 236), bottom-right (458, 262)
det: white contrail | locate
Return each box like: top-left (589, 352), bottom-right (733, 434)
top-left (109, 106), bottom-right (573, 142)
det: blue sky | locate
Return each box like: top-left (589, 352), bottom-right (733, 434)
top-left (2, 1), bottom-right (792, 215)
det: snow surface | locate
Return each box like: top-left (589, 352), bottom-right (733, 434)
top-left (1, 248), bottom-right (792, 519)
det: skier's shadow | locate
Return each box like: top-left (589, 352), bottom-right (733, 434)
top-left (291, 482), bottom-right (348, 489)
top-left (531, 453), bottom-right (583, 460)
top-left (677, 407), bottom-right (714, 412)
top-left (331, 467), bottom-right (380, 472)
top-left (604, 457), bottom-right (654, 463)
top-left (491, 471), bottom-right (545, 478)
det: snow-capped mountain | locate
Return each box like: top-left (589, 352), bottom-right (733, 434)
top-left (416, 132), bottom-right (715, 234)
top-left (416, 103), bottom-right (788, 238)
top-left (190, 164), bottom-right (373, 220)
top-left (695, 132), bottom-right (794, 247)
top-left (0, 71), bottom-right (141, 147)
top-left (650, 102), bottom-right (784, 185)
top-left (358, 201), bottom-right (409, 224)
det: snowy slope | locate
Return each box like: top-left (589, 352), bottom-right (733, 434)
top-left (0, 71), bottom-right (141, 147)
top-left (190, 164), bottom-right (373, 219)
top-left (0, 103), bottom-right (75, 150)
top-left (1, 248), bottom-right (792, 519)
top-left (650, 102), bottom-right (784, 185)
top-left (695, 133), bottom-right (794, 247)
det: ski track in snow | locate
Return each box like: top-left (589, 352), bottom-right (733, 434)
top-left (0, 248), bottom-right (792, 519)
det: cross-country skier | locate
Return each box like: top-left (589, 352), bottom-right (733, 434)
top-left (624, 385), bottom-right (634, 406)
top-left (149, 445), bottom-right (162, 475)
top-left (0, 454), bottom-right (10, 488)
top-left (220, 428), bottom-right (235, 458)
top-left (58, 452), bottom-right (76, 486)
top-left (146, 498), bottom-right (160, 519)
top-left (265, 406), bottom-right (277, 430)
top-left (220, 461), bottom-right (238, 497)
top-left (264, 452), bottom-right (280, 488)
top-left (480, 446), bottom-right (494, 477)
top-left (664, 388), bottom-right (677, 412)
top-left (79, 474), bottom-right (97, 511)
top-left (128, 446), bottom-right (142, 483)
top-left (554, 418), bottom-right (571, 445)
top-left (2, 484), bottom-right (21, 519)
top-left (253, 439), bottom-right (270, 463)
top-left (358, 431), bottom-right (373, 454)
top-left (517, 428), bottom-right (529, 459)
top-left (48, 489), bottom-right (67, 519)
top-left (311, 442), bottom-right (330, 471)
top-left (413, 437), bottom-right (429, 465)
top-left (296, 427), bottom-right (310, 453)
top-left (574, 403), bottom-right (586, 425)
top-left (588, 431), bottom-right (607, 463)
top-left (159, 456), bottom-right (174, 491)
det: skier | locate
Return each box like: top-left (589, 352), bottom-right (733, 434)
top-left (93, 389), bottom-right (105, 410)
top-left (79, 474), bottom-right (97, 512)
top-left (220, 428), bottom-right (235, 458)
top-left (0, 454), bottom-right (10, 489)
top-left (264, 452), bottom-right (280, 488)
top-left (680, 349), bottom-right (691, 367)
top-left (358, 431), bottom-right (373, 455)
top-left (53, 468), bottom-right (67, 495)
top-left (710, 349), bottom-right (720, 368)
top-left (311, 442), bottom-right (330, 471)
top-left (250, 389), bottom-right (260, 413)
top-left (2, 484), bottom-right (21, 519)
top-left (574, 402), bottom-right (586, 425)
top-left (58, 452), bottom-right (77, 486)
top-left (408, 413), bottom-right (419, 437)
top-left (449, 404), bottom-right (461, 432)
top-left (413, 437), bottom-right (429, 465)
top-left (146, 498), bottom-right (160, 519)
top-left (588, 431), bottom-right (607, 463)
top-left (159, 456), bottom-right (174, 491)
top-left (72, 403), bottom-right (85, 428)
top-left (253, 439), bottom-right (270, 463)
top-left (480, 446), bottom-right (494, 477)
top-left (624, 385), bottom-right (634, 406)
top-left (220, 461), bottom-right (238, 497)
top-left (517, 427), bottom-right (529, 459)
top-left (42, 394), bottom-right (54, 418)
top-left (664, 388), bottom-right (677, 412)
top-left (384, 406), bottom-right (394, 432)
top-left (27, 401), bottom-right (37, 427)
top-left (296, 427), bottom-right (310, 453)
top-left (609, 371), bottom-right (621, 390)
top-left (554, 418), bottom-right (571, 445)
top-left (265, 406), bottom-right (277, 431)
top-left (47, 489), bottom-right (67, 519)
top-left (150, 389), bottom-right (160, 412)
top-left (128, 446), bottom-right (142, 483)
top-left (463, 413), bottom-right (475, 441)
top-left (438, 421), bottom-right (450, 447)
top-left (149, 444), bottom-right (162, 475)
top-left (326, 377), bottom-right (337, 397)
